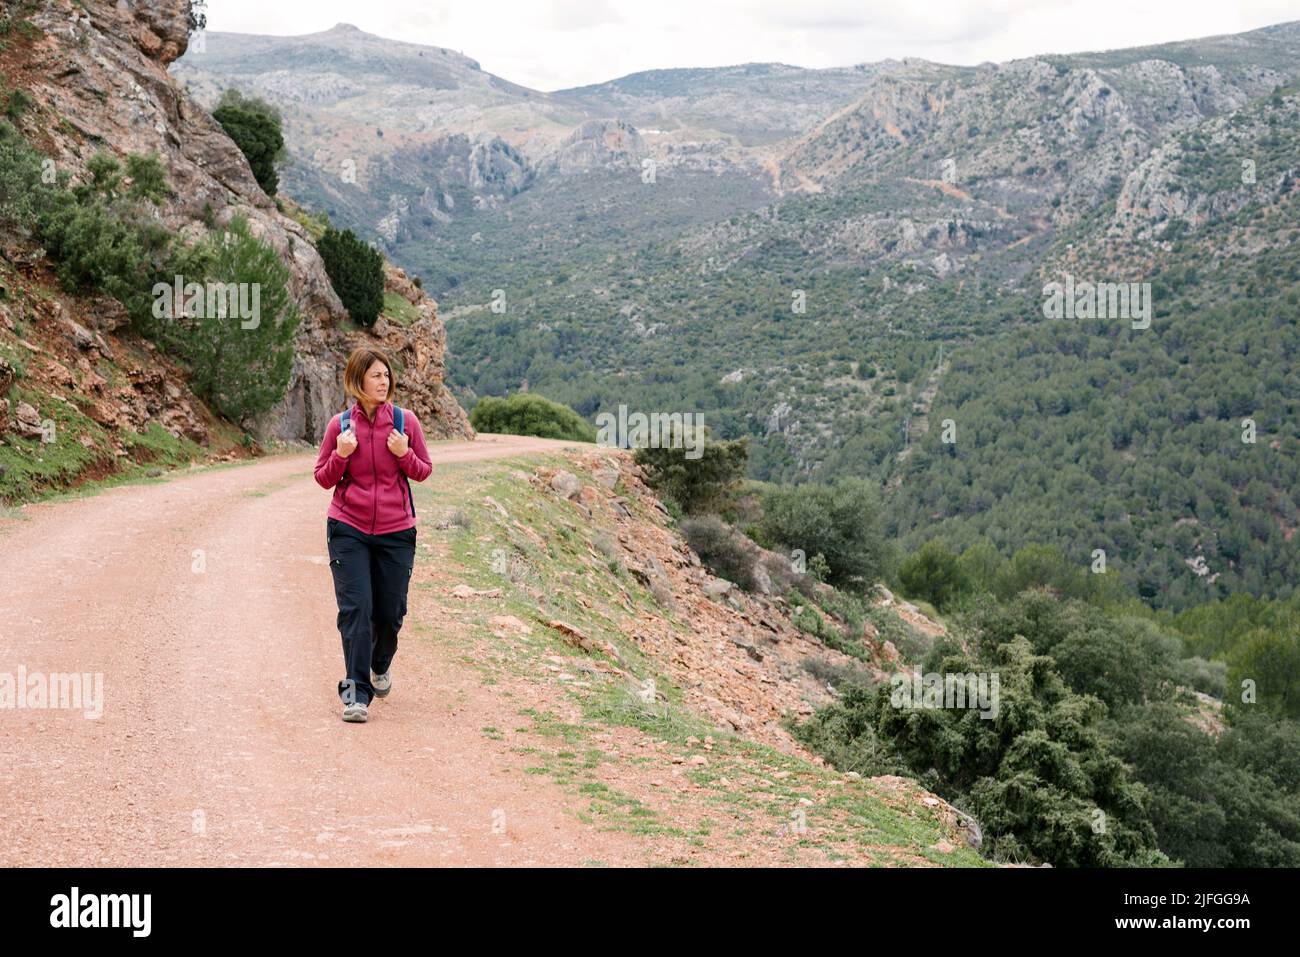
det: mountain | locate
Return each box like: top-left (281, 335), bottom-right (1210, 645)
top-left (173, 20), bottom-right (1300, 609)
top-left (170, 25), bottom-right (911, 260)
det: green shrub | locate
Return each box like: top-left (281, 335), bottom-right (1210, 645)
top-left (37, 152), bottom-right (171, 324)
top-left (897, 539), bottom-right (969, 611)
top-left (1226, 620), bottom-right (1300, 721)
top-left (791, 601), bottom-right (830, 639)
top-left (679, 515), bottom-right (759, 590)
top-left (317, 226), bottom-right (383, 326)
top-left (1170, 656), bottom-right (1228, 698)
top-left (125, 152), bottom-right (169, 203)
top-left (1115, 706), bottom-right (1300, 867)
top-left (163, 216), bottom-right (300, 423)
top-left (955, 539), bottom-right (1003, 596)
top-left (803, 588), bottom-right (873, 659)
top-left (758, 478), bottom-right (888, 593)
top-left (212, 90), bottom-right (285, 196)
top-left (85, 151), bottom-right (123, 197)
top-left (1050, 616), bottom-right (1180, 711)
top-left (795, 634), bottom-right (1172, 867)
top-left (0, 120), bottom-right (49, 232)
top-left (994, 542), bottom-right (1088, 600)
top-left (469, 393), bottom-right (595, 441)
top-left (5, 88), bottom-right (32, 121)
top-left (959, 591), bottom-right (1181, 710)
top-left (41, 192), bottom-right (152, 303)
top-left (633, 428), bottom-right (748, 516)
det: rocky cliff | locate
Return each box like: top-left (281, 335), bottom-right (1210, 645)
top-left (7, 0), bottom-right (472, 446)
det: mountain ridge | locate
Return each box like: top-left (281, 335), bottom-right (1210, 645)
top-left (170, 14), bottom-right (1300, 609)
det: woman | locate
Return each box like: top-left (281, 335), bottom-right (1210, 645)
top-left (313, 348), bottom-right (433, 723)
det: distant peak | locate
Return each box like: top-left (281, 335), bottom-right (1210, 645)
top-left (329, 23), bottom-right (363, 33)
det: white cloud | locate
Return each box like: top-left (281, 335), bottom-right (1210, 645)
top-left (534, 0), bottom-right (626, 31)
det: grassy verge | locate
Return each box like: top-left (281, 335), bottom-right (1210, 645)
top-left (382, 290), bottom-right (423, 326)
top-left (0, 391), bottom-right (287, 509)
top-left (408, 453), bottom-right (989, 867)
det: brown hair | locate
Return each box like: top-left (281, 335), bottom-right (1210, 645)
top-left (341, 347), bottom-right (399, 408)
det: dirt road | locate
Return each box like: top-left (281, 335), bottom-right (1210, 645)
top-left (0, 433), bottom-right (656, 866)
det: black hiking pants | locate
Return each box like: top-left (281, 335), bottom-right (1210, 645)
top-left (326, 517), bottom-right (416, 706)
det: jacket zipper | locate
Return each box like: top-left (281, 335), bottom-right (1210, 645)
top-left (338, 413), bottom-right (351, 508)
top-left (370, 408), bottom-right (378, 534)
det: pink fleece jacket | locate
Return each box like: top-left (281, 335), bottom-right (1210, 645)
top-left (314, 400), bottom-right (433, 536)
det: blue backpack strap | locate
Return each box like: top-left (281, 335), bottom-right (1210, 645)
top-left (393, 404), bottom-right (415, 518)
top-left (335, 409), bottom-right (353, 494)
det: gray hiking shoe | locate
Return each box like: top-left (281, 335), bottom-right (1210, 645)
top-left (371, 669), bottom-right (392, 698)
top-left (342, 700), bottom-right (369, 722)
top-left (340, 679), bottom-right (369, 723)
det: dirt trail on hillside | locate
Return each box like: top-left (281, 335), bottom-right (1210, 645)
top-left (0, 434), bottom-right (660, 866)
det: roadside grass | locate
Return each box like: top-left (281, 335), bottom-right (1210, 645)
top-left (410, 453), bottom-right (989, 867)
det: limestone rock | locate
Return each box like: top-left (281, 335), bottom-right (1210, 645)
top-left (550, 470), bottom-right (583, 499)
top-left (19, 0), bottom-right (472, 447)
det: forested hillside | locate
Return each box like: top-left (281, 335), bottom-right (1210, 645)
top-left (891, 87), bottom-right (1300, 609)
top-left (427, 54), bottom-right (1300, 611)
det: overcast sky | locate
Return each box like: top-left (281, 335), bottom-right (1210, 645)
top-left (199, 0), bottom-right (1300, 91)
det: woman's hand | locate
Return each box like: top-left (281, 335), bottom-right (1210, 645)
top-left (387, 428), bottom-right (409, 458)
top-left (336, 426), bottom-right (357, 458)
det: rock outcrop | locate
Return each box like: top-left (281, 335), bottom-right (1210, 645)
top-left (529, 450), bottom-right (920, 752)
top-left (546, 119), bottom-right (646, 175)
top-left (13, 0), bottom-right (471, 445)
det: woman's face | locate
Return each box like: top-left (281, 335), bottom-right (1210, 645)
top-left (362, 360), bottom-right (391, 404)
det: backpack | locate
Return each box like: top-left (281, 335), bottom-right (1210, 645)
top-left (339, 403), bottom-right (416, 518)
